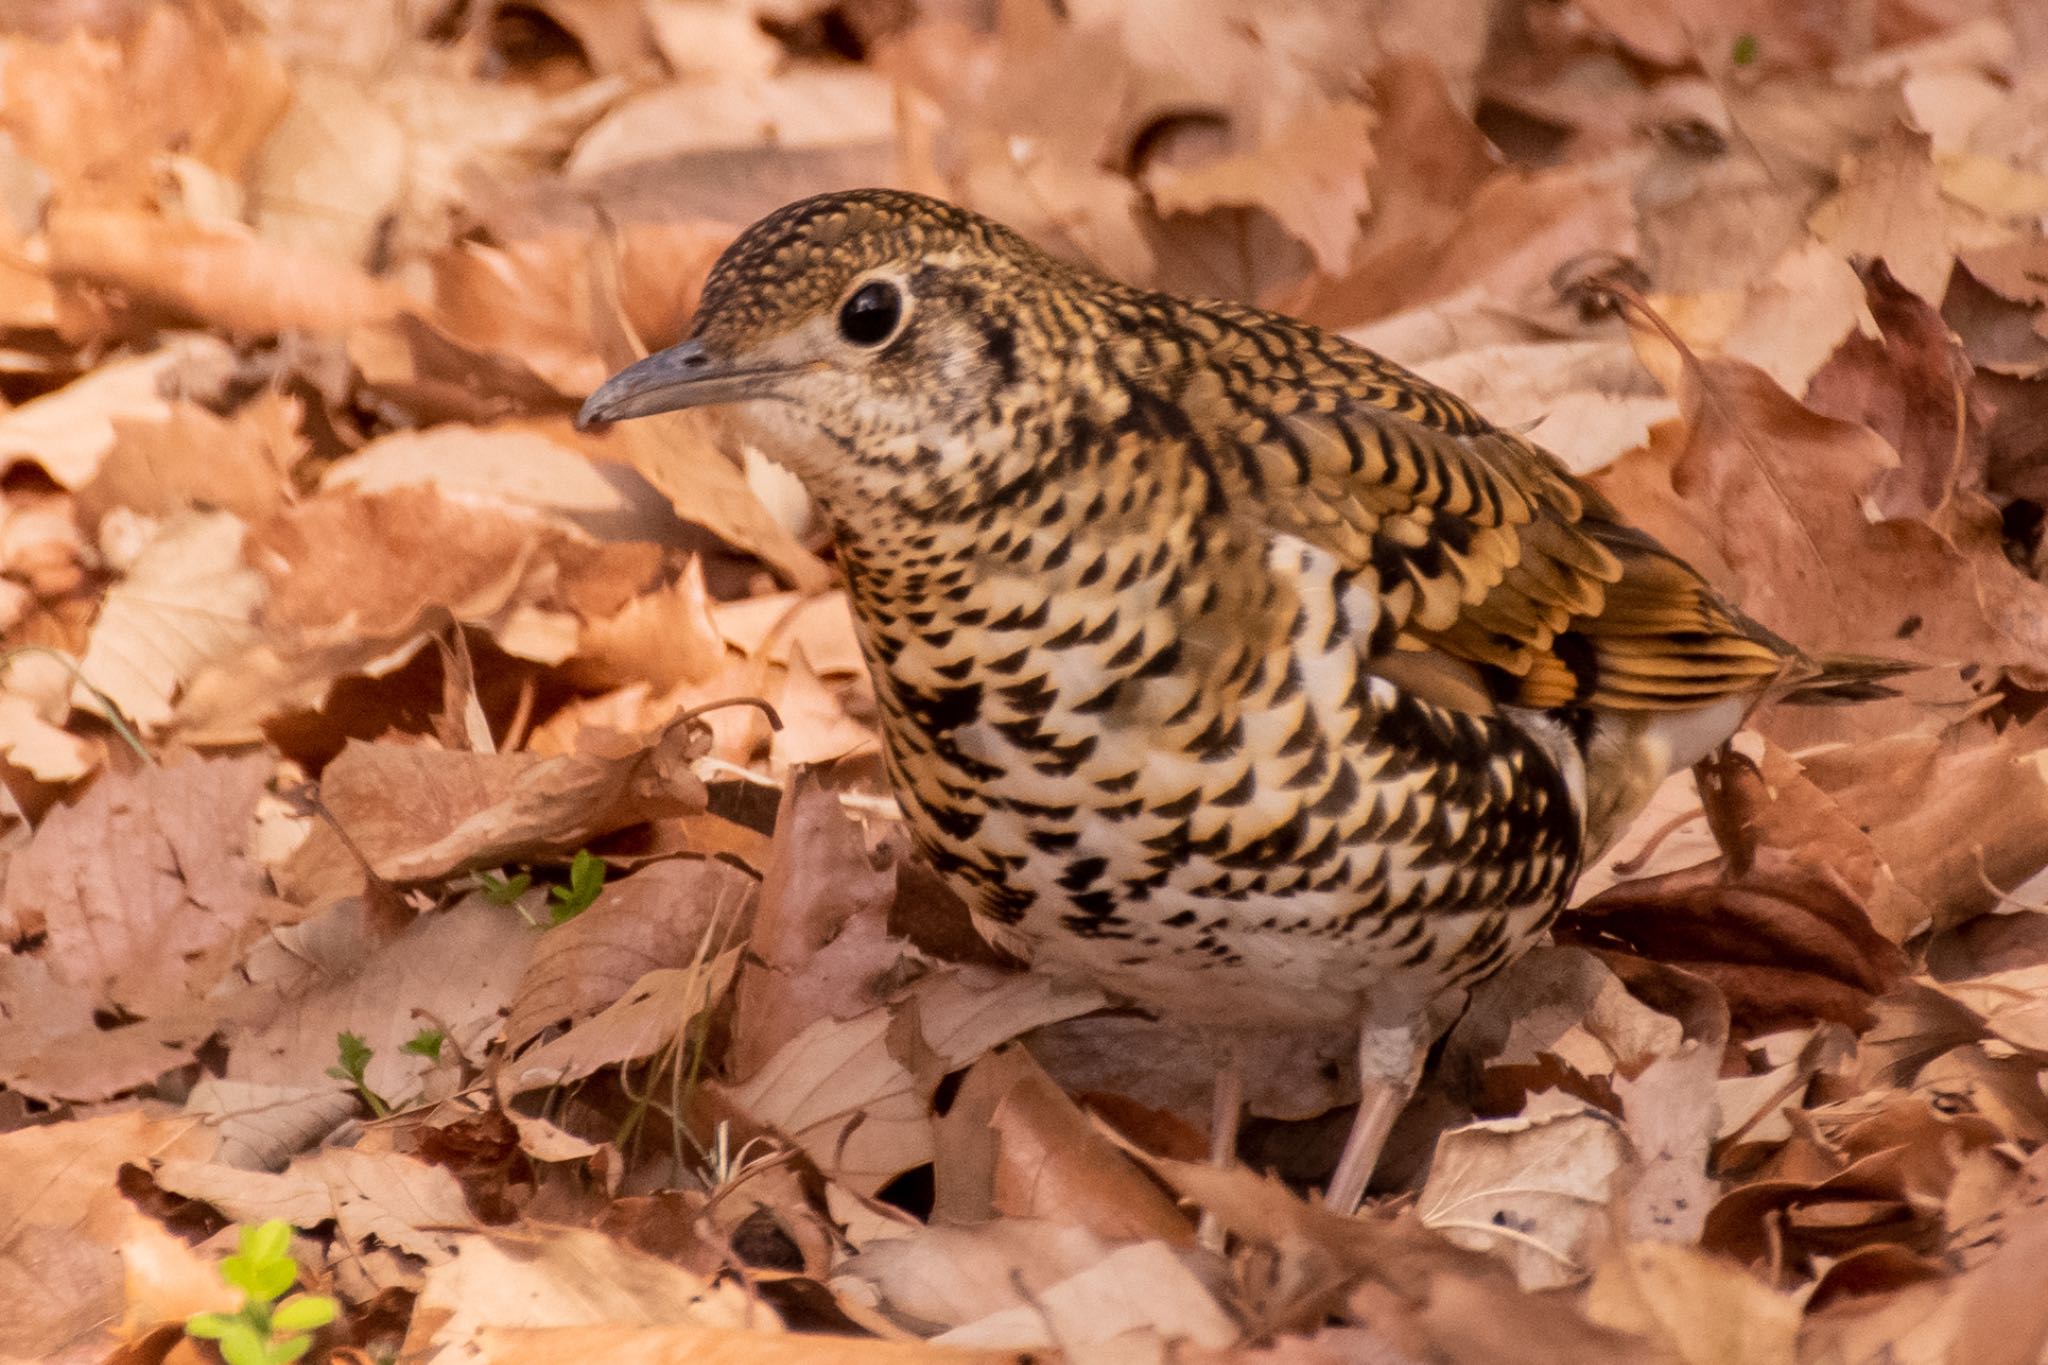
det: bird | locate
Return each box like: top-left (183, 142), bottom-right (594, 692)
top-left (577, 188), bottom-right (1900, 1216)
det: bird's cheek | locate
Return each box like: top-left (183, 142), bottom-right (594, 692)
top-left (715, 401), bottom-right (838, 488)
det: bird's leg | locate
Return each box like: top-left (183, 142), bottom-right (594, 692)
top-left (1197, 1040), bottom-right (1247, 1251)
top-left (1322, 1018), bottom-right (1425, 1215)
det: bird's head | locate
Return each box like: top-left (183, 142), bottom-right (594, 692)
top-left (578, 189), bottom-right (1090, 508)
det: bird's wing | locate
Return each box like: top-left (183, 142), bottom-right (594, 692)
top-left (1187, 308), bottom-right (1792, 714)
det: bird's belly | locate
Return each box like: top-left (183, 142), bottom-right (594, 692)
top-left (964, 808), bottom-right (1560, 1031)
top-left (899, 701), bottom-right (1577, 1032)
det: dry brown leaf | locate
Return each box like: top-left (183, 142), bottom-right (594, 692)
top-left (729, 771), bottom-right (908, 1079)
top-left (319, 423), bottom-right (693, 548)
top-left (566, 556), bottom-right (730, 694)
top-left (1, 751), bottom-right (275, 1016)
top-left (1798, 720), bottom-right (2048, 932)
top-left (224, 894), bottom-right (537, 1108)
top-left (1418, 1094), bottom-right (1633, 1291)
top-left (0, 7), bottom-right (290, 210)
top-left (1584, 1241), bottom-right (1802, 1365)
top-left (405, 1227), bottom-right (780, 1355)
top-left (938, 1237), bottom-right (1239, 1351)
top-left (932, 1043), bottom-right (1193, 1244)
top-left (0, 690), bottom-right (95, 783)
top-left (0, 954), bottom-right (217, 1102)
top-left (349, 312), bottom-right (575, 425)
top-left (1807, 118), bottom-right (1956, 307)
top-left (1560, 750), bottom-right (1909, 1037)
top-left (181, 1076), bottom-right (365, 1172)
top-left (49, 209), bottom-right (410, 340)
top-left (154, 1146), bottom-right (478, 1271)
top-left (81, 391), bottom-right (301, 526)
top-left (74, 508), bottom-right (266, 734)
top-left (247, 66), bottom-right (408, 265)
top-left (1146, 99), bottom-right (1376, 277)
top-left (278, 721), bottom-right (707, 900)
top-left (768, 644), bottom-right (880, 773)
top-left (0, 1110), bottom-right (217, 1361)
top-left (567, 68), bottom-right (896, 182)
top-left (720, 967), bottom-right (1103, 1195)
top-left (1596, 350), bottom-right (2048, 722)
top-left (502, 856), bottom-right (757, 1056)
top-left (474, 1323), bottom-right (1015, 1364)
top-left (360, 69), bottom-right (623, 263)
top-left (1410, 339), bottom-right (1677, 476)
top-left (0, 335), bottom-right (235, 488)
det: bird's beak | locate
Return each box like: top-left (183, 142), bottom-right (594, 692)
top-left (576, 339), bottom-right (785, 430)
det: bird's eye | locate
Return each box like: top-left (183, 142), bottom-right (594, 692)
top-left (838, 281), bottom-right (903, 347)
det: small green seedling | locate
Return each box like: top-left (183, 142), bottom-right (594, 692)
top-left (478, 869), bottom-right (532, 905)
top-left (325, 1031), bottom-right (391, 1117)
top-left (186, 1219), bottom-right (337, 1365)
top-left (548, 849), bottom-right (607, 924)
top-left (401, 1026), bottom-right (446, 1061)
top-left (1732, 32), bottom-right (1759, 65)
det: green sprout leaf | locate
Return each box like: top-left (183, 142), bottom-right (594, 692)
top-left (324, 1031), bottom-right (391, 1117)
top-left (270, 1294), bottom-right (339, 1333)
top-left (217, 1319), bottom-right (270, 1365)
top-left (1732, 32), bottom-right (1759, 65)
top-left (401, 1027), bottom-right (446, 1061)
top-left (325, 1032), bottom-right (371, 1086)
top-left (548, 849), bottom-right (607, 924)
top-left (186, 1221), bottom-right (336, 1365)
top-left (478, 869), bottom-right (532, 905)
top-left (185, 1313), bottom-right (236, 1340)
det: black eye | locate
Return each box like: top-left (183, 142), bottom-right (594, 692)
top-left (838, 281), bottom-right (903, 347)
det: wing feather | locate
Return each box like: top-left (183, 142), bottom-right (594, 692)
top-left (1201, 306), bottom-right (1795, 716)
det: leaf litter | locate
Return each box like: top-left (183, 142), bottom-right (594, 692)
top-left (2, 0), bottom-right (2048, 1360)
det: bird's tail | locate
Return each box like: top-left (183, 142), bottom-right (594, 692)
top-left (1777, 652), bottom-right (1919, 705)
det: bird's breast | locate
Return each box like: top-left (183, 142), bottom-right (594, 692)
top-left (839, 509), bottom-right (1586, 1026)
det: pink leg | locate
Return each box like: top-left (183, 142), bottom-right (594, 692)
top-left (1197, 1043), bottom-right (1246, 1251)
top-left (1323, 1019), bottom-right (1425, 1214)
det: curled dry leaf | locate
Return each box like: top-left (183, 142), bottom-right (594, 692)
top-left (278, 719), bottom-right (708, 900)
top-left (932, 1043), bottom-right (1193, 1244)
top-left (182, 1076), bottom-right (366, 1172)
top-left (729, 770), bottom-right (907, 1080)
top-left (1559, 749), bottom-right (1908, 1037)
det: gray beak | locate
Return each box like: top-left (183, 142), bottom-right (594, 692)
top-left (576, 340), bottom-right (782, 429)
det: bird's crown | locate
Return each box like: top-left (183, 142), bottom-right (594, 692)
top-left (690, 188), bottom-right (1053, 336)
